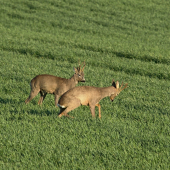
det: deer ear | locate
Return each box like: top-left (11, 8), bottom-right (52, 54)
top-left (116, 81), bottom-right (119, 89)
top-left (112, 79), bottom-right (116, 88)
top-left (73, 67), bottom-right (78, 73)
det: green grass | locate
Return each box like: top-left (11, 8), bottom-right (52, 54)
top-left (0, 0), bottom-right (170, 169)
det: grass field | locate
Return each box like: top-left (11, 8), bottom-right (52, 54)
top-left (0, 0), bottom-right (170, 169)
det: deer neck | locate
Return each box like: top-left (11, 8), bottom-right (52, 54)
top-left (68, 74), bottom-right (78, 87)
top-left (100, 86), bottom-right (115, 99)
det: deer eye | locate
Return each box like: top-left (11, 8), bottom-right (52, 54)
top-left (78, 74), bottom-right (81, 77)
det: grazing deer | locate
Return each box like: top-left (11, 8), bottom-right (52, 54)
top-left (57, 80), bottom-right (128, 118)
top-left (25, 61), bottom-right (86, 107)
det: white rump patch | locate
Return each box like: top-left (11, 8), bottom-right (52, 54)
top-left (57, 104), bottom-right (66, 108)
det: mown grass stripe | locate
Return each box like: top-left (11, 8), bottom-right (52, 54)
top-left (1, 46), bottom-right (169, 81)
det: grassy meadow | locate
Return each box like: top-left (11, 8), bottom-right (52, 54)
top-left (0, 0), bottom-right (170, 169)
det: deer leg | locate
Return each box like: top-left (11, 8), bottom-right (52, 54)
top-left (25, 90), bottom-right (39, 104)
top-left (58, 99), bottom-right (81, 118)
top-left (58, 107), bottom-right (66, 115)
top-left (38, 91), bottom-right (43, 105)
top-left (95, 103), bottom-right (101, 118)
top-left (42, 93), bottom-right (47, 104)
top-left (38, 91), bottom-right (47, 105)
top-left (58, 108), bottom-right (74, 118)
top-left (89, 105), bottom-right (96, 118)
top-left (54, 94), bottom-right (59, 107)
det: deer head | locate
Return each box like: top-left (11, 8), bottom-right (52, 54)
top-left (110, 79), bottom-right (128, 102)
top-left (74, 60), bottom-right (86, 82)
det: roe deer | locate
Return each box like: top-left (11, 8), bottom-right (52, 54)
top-left (57, 79), bottom-right (128, 118)
top-left (25, 61), bottom-right (86, 107)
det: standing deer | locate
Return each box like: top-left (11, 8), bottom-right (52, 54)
top-left (57, 80), bottom-right (128, 118)
top-left (25, 61), bottom-right (86, 107)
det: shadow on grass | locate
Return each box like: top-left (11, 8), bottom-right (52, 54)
top-left (0, 96), bottom-right (37, 106)
top-left (9, 107), bottom-right (57, 117)
top-left (5, 108), bottom-right (57, 122)
top-left (0, 96), bottom-right (58, 116)
top-left (0, 97), bottom-right (23, 105)
top-left (26, 109), bottom-right (57, 116)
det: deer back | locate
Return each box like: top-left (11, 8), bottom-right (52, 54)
top-left (58, 86), bottom-right (105, 107)
top-left (31, 74), bottom-right (68, 93)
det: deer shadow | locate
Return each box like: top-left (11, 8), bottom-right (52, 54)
top-left (0, 97), bottom-right (23, 105)
top-left (0, 96), bottom-right (57, 117)
top-left (26, 108), bottom-right (57, 116)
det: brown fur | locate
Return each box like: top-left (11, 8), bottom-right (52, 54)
top-left (58, 79), bottom-right (128, 118)
top-left (25, 61), bottom-right (86, 107)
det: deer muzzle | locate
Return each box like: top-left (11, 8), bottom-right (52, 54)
top-left (110, 94), bottom-right (117, 102)
top-left (81, 78), bottom-right (85, 82)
